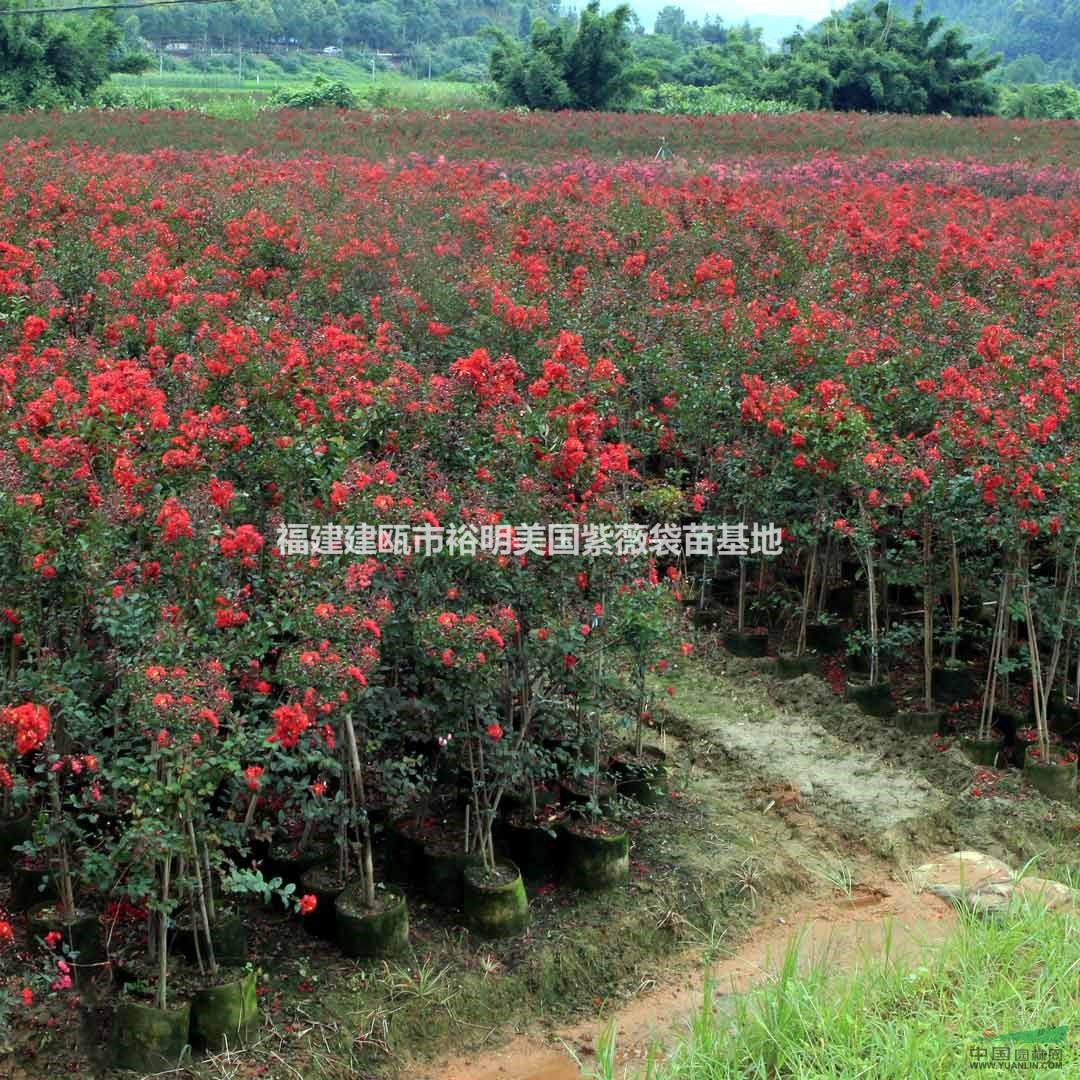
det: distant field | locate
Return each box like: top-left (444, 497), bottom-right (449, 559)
top-left (107, 66), bottom-right (490, 115)
top-left (10, 106), bottom-right (1080, 169)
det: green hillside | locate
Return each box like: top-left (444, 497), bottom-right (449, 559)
top-left (893, 0), bottom-right (1080, 82)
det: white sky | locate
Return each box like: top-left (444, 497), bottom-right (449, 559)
top-left (619, 1), bottom-right (839, 26)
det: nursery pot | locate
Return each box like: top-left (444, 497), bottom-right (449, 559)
top-left (896, 709), bottom-right (943, 736)
top-left (723, 631), bottom-right (768, 658)
top-left (174, 906), bottom-right (248, 967)
top-left (384, 818), bottom-right (426, 887)
top-left (1023, 757), bottom-right (1078, 802)
top-left (559, 776), bottom-right (616, 813)
top-left (0, 811), bottom-right (34, 871)
top-left (1032, 694), bottom-right (1080, 736)
top-left (190, 970), bottom-right (259, 1052)
top-left (27, 904), bottom-right (103, 983)
top-left (932, 666), bottom-right (979, 705)
top-left (264, 841), bottom-right (333, 908)
top-left (298, 866), bottom-right (346, 940)
top-left (609, 747), bottom-right (669, 806)
top-left (111, 1000), bottom-right (191, 1073)
top-left (560, 822), bottom-right (630, 891)
top-left (501, 784), bottom-right (560, 817)
top-left (691, 608), bottom-right (725, 629)
top-left (846, 649), bottom-right (872, 676)
top-left (805, 623), bottom-right (846, 653)
top-left (10, 860), bottom-right (57, 912)
top-left (961, 738), bottom-right (1001, 767)
top-left (775, 653), bottom-right (822, 680)
top-left (501, 813), bottom-right (562, 883)
top-left (423, 844), bottom-right (481, 909)
top-left (463, 859), bottom-right (529, 939)
top-left (845, 679), bottom-right (896, 718)
top-left (335, 885), bottom-right (409, 959)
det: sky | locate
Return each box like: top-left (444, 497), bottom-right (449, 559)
top-left (621, 1), bottom-right (838, 27)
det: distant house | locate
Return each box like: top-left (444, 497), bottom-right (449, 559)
top-left (322, 46), bottom-right (342, 55)
top-left (163, 42), bottom-right (192, 54)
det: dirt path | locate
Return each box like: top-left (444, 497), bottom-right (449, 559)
top-left (430, 870), bottom-right (955, 1080)
top-left (676, 667), bottom-right (946, 836)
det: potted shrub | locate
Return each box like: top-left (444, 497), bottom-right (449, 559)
top-left (420, 605), bottom-right (529, 939)
top-left (964, 569), bottom-right (1013, 766)
top-left (1018, 542), bottom-right (1078, 800)
top-left (109, 660), bottom-right (288, 1067)
top-left (895, 513), bottom-right (944, 735)
top-left (269, 600), bottom-right (410, 959)
top-left (608, 580), bottom-right (671, 804)
top-left (2, 703), bottom-right (103, 978)
top-left (560, 806), bottom-right (630, 892)
top-left (836, 509), bottom-right (897, 718)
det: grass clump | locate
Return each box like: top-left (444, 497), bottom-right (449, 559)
top-left (590, 900), bottom-right (1080, 1078)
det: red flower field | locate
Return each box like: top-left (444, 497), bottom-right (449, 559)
top-left (1, 105), bottom-right (1079, 1069)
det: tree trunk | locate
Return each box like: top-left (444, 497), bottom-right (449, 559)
top-left (922, 515), bottom-right (933, 713)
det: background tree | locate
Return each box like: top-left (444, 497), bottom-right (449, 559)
top-left (762, 2), bottom-right (999, 115)
top-left (490, 1), bottom-right (641, 110)
top-left (0, 5), bottom-right (149, 110)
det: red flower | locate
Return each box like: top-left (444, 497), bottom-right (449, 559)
top-left (156, 498), bottom-right (193, 544)
top-left (244, 765), bottom-right (264, 791)
top-left (269, 704), bottom-right (311, 749)
top-left (0, 702), bottom-right (50, 755)
top-left (486, 723), bottom-right (504, 740)
top-left (298, 894), bottom-right (317, 917)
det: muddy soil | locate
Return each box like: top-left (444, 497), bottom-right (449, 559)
top-left (430, 870), bottom-right (956, 1080)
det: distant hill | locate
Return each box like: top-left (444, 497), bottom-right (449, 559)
top-left (889, 0), bottom-right (1080, 82)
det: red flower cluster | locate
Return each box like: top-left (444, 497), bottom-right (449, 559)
top-left (0, 702), bottom-right (49, 755)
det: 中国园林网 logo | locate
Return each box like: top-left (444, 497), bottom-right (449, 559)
top-left (967, 1026), bottom-right (1068, 1070)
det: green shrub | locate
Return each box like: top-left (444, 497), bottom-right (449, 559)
top-left (999, 81), bottom-right (1080, 119)
top-left (94, 84), bottom-right (189, 111)
top-left (642, 83), bottom-right (802, 116)
top-left (268, 76), bottom-right (357, 110)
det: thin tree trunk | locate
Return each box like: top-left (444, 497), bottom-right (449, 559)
top-left (816, 531), bottom-right (833, 618)
top-left (157, 856), bottom-right (171, 1011)
top-left (922, 514), bottom-right (933, 713)
top-left (797, 540), bottom-right (818, 657)
top-left (862, 538), bottom-right (879, 686)
top-left (949, 538), bottom-right (961, 663)
top-left (48, 770), bottom-right (76, 920)
top-left (342, 712), bottom-right (374, 906)
top-left (200, 837), bottom-right (216, 926)
top-left (187, 816), bottom-right (217, 978)
top-left (979, 570), bottom-right (1010, 741)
